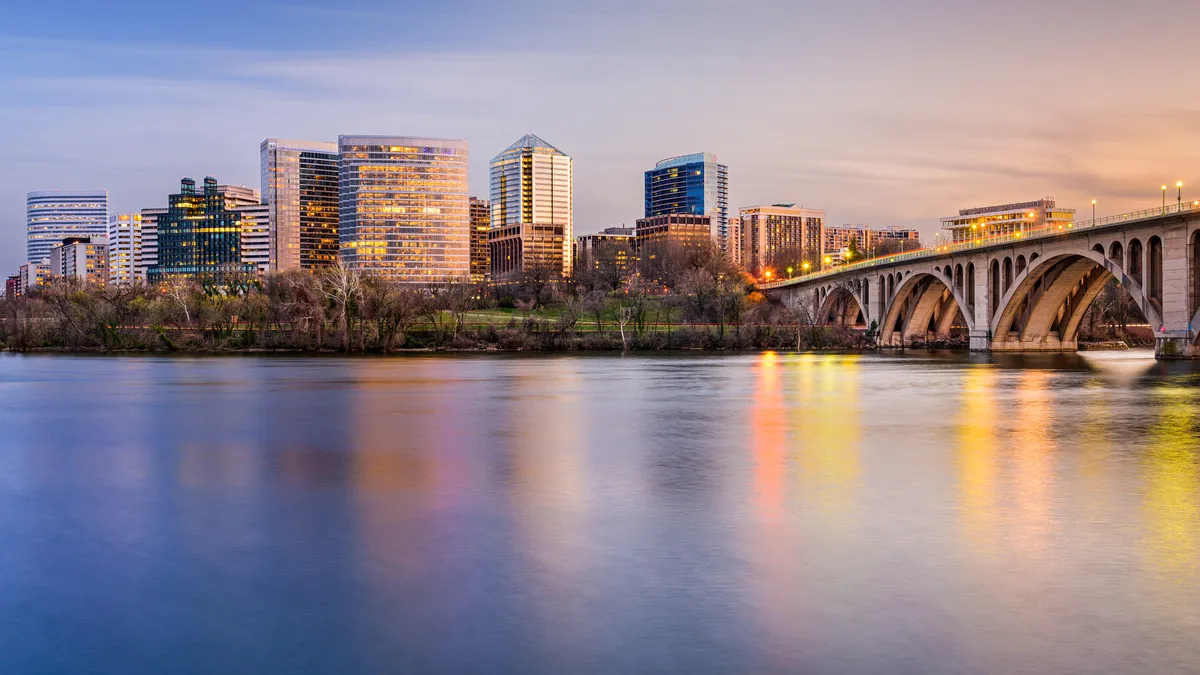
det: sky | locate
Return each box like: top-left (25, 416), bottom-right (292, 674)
top-left (3, 0), bottom-right (1200, 274)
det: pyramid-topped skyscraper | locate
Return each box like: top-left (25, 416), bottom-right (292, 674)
top-left (488, 134), bottom-right (573, 279)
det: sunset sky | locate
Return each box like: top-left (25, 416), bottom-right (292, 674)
top-left (3, 0), bottom-right (1200, 273)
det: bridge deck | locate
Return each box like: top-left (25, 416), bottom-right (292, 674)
top-left (762, 201), bottom-right (1200, 289)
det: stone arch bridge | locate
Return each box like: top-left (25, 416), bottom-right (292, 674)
top-left (762, 204), bottom-right (1200, 358)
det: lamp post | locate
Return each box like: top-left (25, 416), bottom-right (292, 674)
top-left (1178, 181), bottom-right (1183, 211)
top-left (1162, 185), bottom-right (1167, 213)
top-left (1091, 199), bottom-right (1096, 223)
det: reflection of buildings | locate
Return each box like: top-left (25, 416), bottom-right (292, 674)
top-left (1144, 386), bottom-right (1199, 574)
top-left (955, 367), bottom-right (998, 544)
top-left (792, 354), bottom-right (861, 517)
top-left (1010, 370), bottom-right (1055, 555)
top-left (751, 352), bottom-right (787, 519)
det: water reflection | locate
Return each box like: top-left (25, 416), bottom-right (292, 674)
top-left (956, 366), bottom-right (998, 547)
top-left (793, 354), bottom-right (861, 519)
top-left (1, 353), bottom-right (1200, 674)
top-left (751, 352), bottom-right (786, 520)
top-left (1144, 385), bottom-right (1200, 578)
top-left (1009, 370), bottom-right (1056, 556)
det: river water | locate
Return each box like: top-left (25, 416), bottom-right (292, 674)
top-left (0, 351), bottom-right (1198, 674)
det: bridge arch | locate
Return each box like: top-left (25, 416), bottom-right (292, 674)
top-left (879, 271), bottom-right (975, 346)
top-left (816, 282), bottom-right (868, 326)
top-left (990, 248), bottom-right (1161, 351)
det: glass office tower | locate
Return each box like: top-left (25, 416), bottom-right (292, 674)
top-left (26, 190), bottom-right (108, 264)
top-left (338, 136), bottom-right (470, 283)
top-left (147, 177), bottom-right (260, 281)
top-left (260, 139), bottom-right (340, 272)
top-left (644, 153), bottom-right (728, 250)
top-left (488, 134), bottom-right (573, 278)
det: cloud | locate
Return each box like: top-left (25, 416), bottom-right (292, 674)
top-left (4, 1), bottom-right (1200, 273)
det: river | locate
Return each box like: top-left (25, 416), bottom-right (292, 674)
top-left (1, 351), bottom-right (1198, 674)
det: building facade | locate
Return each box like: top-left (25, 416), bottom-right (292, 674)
top-left (238, 203), bottom-right (271, 276)
top-left (260, 139), bottom-right (340, 272)
top-left (739, 204), bottom-right (825, 276)
top-left (634, 214), bottom-right (712, 272)
top-left (575, 226), bottom-right (635, 276)
top-left (941, 197), bottom-right (1075, 244)
top-left (727, 216), bottom-right (743, 268)
top-left (338, 136), bottom-right (470, 283)
top-left (5, 275), bottom-right (19, 300)
top-left (107, 213), bottom-right (143, 284)
top-left (26, 190), bottom-right (108, 264)
top-left (17, 262), bottom-right (51, 294)
top-left (823, 224), bottom-right (871, 264)
top-left (147, 178), bottom-right (261, 281)
top-left (489, 134), bottom-right (573, 278)
top-left (644, 153), bottom-right (729, 249)
top-left (50, 237), bottom-right (109, 285)
top-left (139, 207), bottom-right (167, 277)
top-left (469, 197), bottom-right (491, 282)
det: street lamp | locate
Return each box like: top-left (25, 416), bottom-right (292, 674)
top-left (1091, 199), bottom-right (1096, 222)
top-left (786, 266), bottom-right (794, 278)
top-left (1178, 181), bottom-right (1183, 210)
top-left (1162, 185), bottom-right (1168, 213)
top-left (802, 261), bottom-right (811, 274)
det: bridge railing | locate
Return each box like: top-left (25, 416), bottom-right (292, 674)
top-left (762, 199), bottom-right (1200, 288)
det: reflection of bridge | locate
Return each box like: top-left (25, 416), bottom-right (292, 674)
top-left (762, 203), bottom-right (1200, 358)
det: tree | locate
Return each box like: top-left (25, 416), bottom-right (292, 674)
top-left (322, 263), bottom-right (363, 352)
top-left (845, 237), bottom-right (861, 263)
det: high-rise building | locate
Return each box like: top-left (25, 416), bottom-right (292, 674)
top-left (50, 237), bottom-right (109, 285)
top-left (469, 197), bottom-right (491, 282)
top-left (5, 275), bottom-right (19, 300)
top-left (107, 213), bottom-right (143, 285)
top-left (739, 204), bottom-right (825, 276)
top-left (260, 139), bottom-right (340, 272)
top-left (940, 197), bottom-right (1074, 244)
top-left (727, 216), bottom-right (744, 268)
top-left (147, 177), bottom-right (262, 282)
top-left (139, 208), bottom-right (167, 277)
top-left (489, 134), bottom-right (573, 279)
top-left (338, 135), bottom-right (470, 282)
top-left (238, 203), bottom-right (271, 276)
top-left (26, 190), bottom-right (108, 264)
top-left (644, 153), bottom-right (728, 249)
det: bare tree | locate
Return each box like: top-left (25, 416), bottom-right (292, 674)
top-left (322, 263), bottom-right (363, 352)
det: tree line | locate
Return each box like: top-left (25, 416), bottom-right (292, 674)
top-left (0, 242), bottom-right (874, 353)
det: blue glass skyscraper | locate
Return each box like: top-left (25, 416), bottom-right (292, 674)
top-left (644, 153), bottom-right (728, 248)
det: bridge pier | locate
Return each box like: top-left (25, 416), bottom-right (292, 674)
top-left (762, 207), bottom-right (1200, 360)
top-left (1154, 330), bottom-right (1197, 359)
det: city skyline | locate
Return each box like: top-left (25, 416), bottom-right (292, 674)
top-left (4, 1), bottom-right (1200, 276)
